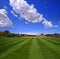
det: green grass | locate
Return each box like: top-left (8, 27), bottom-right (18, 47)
top-left (0, 37), bottom-right (60, 59)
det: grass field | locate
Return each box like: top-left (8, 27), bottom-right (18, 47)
top-left (0, 37), bottom-right (60, 59)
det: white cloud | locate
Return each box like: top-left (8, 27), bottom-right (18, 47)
top-left (25, 22), bottom-right (28, 24)
top-left (42, 18), bottom-right (53, 28)
top-left (20, 32), bottom-right (39, 35)
top-left (11, 10), bottom-right (18, 17)
top-left (3, 6), bottom-right (7, 9)
top-left (54, 25), bottom-right (58, 27)
top-left (9, 0), bottom-right (53, 28)
top-left (0, 9), bottom-right (13, 27)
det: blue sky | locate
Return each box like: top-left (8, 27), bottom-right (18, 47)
top-left (0, 0), bottom-right (60, 35)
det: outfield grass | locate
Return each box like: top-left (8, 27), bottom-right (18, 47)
top-left (0, 37), bottom-right (60, 59)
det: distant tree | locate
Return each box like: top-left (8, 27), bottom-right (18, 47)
top-left (7, 33), bottom-right (20, 37)
top-left (4, 30), bottom-right (10, 33)
top-left (54, 33), bottom-right (59, 35)
top-left (41, 33), bottom-right (44, 36)
top-left (54, 33), bottom-right (59, 37)
top-left (8, 33), bottom-right (20, 37)
top-left (17, 33), bottom-right (20, 37)
top-left (20, 34), bottom-right (26, 37)
top-left (4, 30), bottom-right (10, 37)
top-left (0, 31), bottom-right (4, 36)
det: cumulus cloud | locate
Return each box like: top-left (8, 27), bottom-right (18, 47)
top-left (11, 10), bottom-right (18, 17)
top-left (9, 0), bottom-right (53, 28)
top-left (42, 18), bottom-right (53, 28)
top-left (0, 9), bottom-right (13, 27)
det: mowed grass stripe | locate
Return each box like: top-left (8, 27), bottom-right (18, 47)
top-left (0, 38), bottom-right (26, 55)
top-left (0, 38), bottom-right (30, 59)
top-left (46, 37), bottom-right (60, 42)
top-left (29, 38), bottom-right (44, 59)
top-left (37, 38), bottom-right (60, 59)
top-left (0, 37), bottom-right (60, 59)
top-left (0, 37), bottom-right (22, 45)
top-left (0, 38), bottom-right (28, 47)
top-left (41, 38), bottom-right (60, 45)
top-left (40, 38), bottom-right (60, 54)
top-left (3, 38), bottom-right (32, 59)
top-left (42, 38), bottom-right (60, 54)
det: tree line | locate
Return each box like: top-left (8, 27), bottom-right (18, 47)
top-left (0, 30), bottom-right (60, 38)
top-left (0, 30), bottom-right (26, 37)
